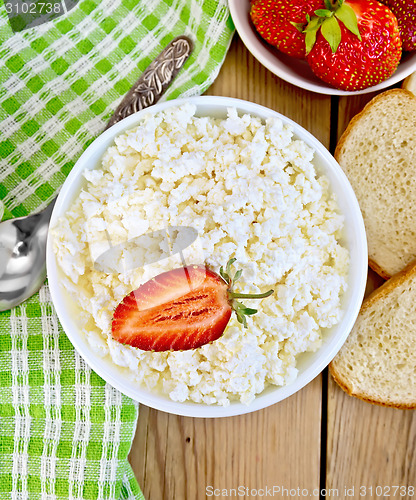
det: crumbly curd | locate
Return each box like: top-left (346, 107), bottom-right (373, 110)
top-left (52, 103), bottom-right (349, 406)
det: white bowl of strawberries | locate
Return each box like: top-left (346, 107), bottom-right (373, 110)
top-left (229, 0), bottom-right (416, 95)
top-left (47, 96), bottom-right (368, 417)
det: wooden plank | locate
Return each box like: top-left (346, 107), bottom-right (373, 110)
top-left (326, 92), bottom-right (416, 497)
top-left (130, 380), bottom-right (323, 500)
top-left (129, 34), bottom-right (332, 499)
top-left (327, 377), bottom-right (416, 496)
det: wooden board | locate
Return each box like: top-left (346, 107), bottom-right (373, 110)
top-left (130, 381), bottom-right (323, 500)
top-left (327, 376), bottom-right (416, 497)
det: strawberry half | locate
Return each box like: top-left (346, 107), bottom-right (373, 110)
top-left (379, 0), bottom-right (416, 51)
top-left (250, 0), bottom-right (326, 59)
top-left (111, 259), bottom-right (274, 352)
top-left (305, 0), bottom-right (402, 91)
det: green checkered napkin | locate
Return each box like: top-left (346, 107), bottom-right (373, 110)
top-left (0, 1), bottom-right (234, 498)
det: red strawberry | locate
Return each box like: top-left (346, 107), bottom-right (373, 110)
top-left (250, 0), bottom-right (326, 59)
top-left (305, 0), bottom-right (402, 91)
top-left (378, 0), bottom-right (416, 51)
top-left (111, 259), bottom-right (274, 352)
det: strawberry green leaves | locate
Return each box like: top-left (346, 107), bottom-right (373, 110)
top-left (321, 15), bottom-right (342, 52)
top-left (305, 0), bottom-right (362, 54)
top-left (220, 258), bottom-right (274, 328)
top-left (290, 21), bottom-right (306, 33)
top-left (218, 257), bottom-right (238, 285)
top-left (335, 2), bottom-right (361, 39)
top-left (305, 16), bottom-right (324, 55)
top-left (315, 8), bottom-right (334, 16)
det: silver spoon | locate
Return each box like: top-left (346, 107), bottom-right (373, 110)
top-left (0, 35), bottom-right (193, 311)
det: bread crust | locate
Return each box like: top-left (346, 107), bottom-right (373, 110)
top-left (329, 367), bottom-right (416, 409)
top-left (360, 258), bottom-right (416, 312)
top-left (334, 88), bottom-right (416, 279)
top-left (368, 259), bottom-right (390, 280)
top-left (329, 259), bottom-right (416, 409)
top-left (334, 88), bottom-right (416, 161)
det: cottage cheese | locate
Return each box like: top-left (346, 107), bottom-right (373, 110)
top-left (52, 103), bottom-right (349, 406)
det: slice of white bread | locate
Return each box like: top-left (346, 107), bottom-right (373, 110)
top-left (329, 260), bottom-right (416, 409)
top-left (335, 88), bottom-right (416, 279)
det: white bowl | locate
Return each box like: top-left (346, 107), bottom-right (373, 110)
top-left (229, 0), bottom-right (416, 96)
top-left (46, 96), bottom-right (368, 417)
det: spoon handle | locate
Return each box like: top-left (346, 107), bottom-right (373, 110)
top-left (105, 36), bottom-right (193, 130)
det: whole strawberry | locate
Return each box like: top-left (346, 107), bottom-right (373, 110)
top-left (378, 0), bottom-right (416, 51)
top-left (305, 0), bottom-right (402, 91)
top-left (250, 0), bottom-right (326, 59)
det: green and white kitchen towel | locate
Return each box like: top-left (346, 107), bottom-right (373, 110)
top-left (0, 1), bottom-right (234, 498)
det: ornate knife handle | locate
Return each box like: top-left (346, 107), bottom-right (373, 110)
top-left (105, 36), bottom-right (194, 130)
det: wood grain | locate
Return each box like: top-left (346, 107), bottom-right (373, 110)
top-left (129, 35), bottom-right (332, 500)
top-left (327, 377), bottom-right (416, 496)
top-left (130, 378), bottom-right (323, 500)
top-left (326, 92), bottom-right (416, 497)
